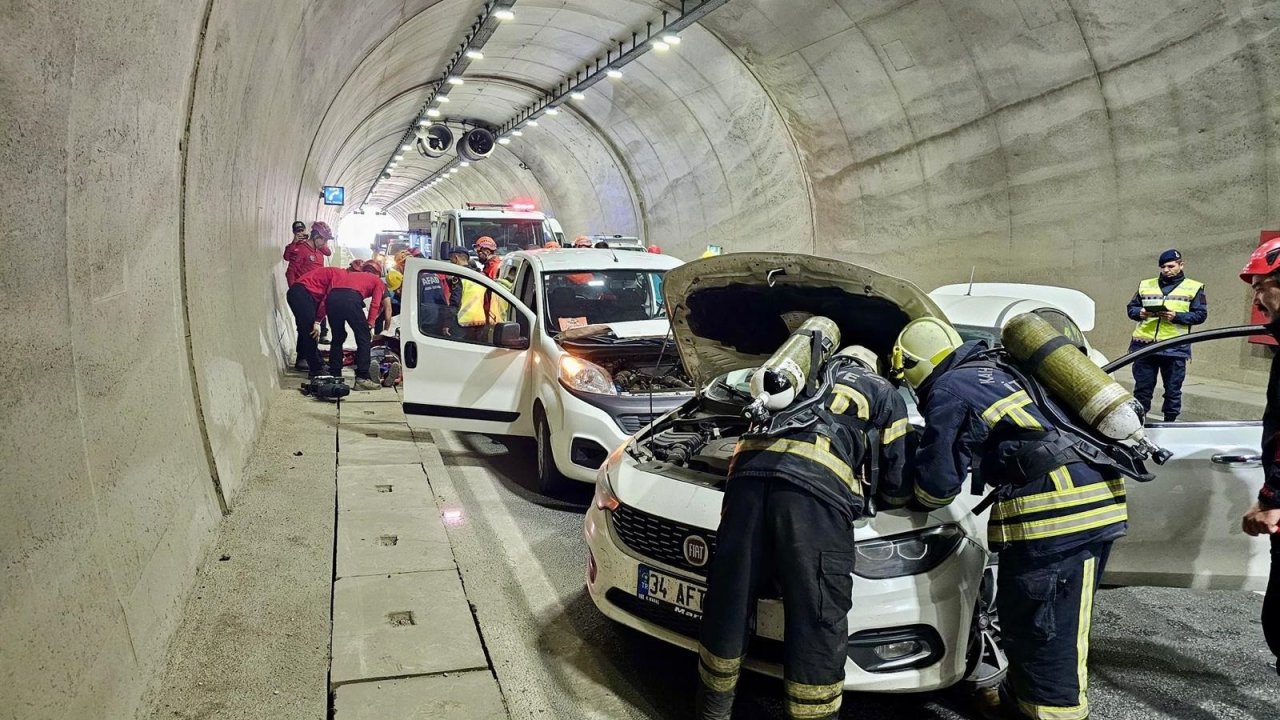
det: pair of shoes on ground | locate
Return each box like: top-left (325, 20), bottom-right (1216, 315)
top-left (353, 377), bottom-right (381, 391)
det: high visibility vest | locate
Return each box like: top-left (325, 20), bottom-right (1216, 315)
top-left (1131, 277), bottom-right (1202, 343)
top-left (456, 282), bottom-right (489, 326)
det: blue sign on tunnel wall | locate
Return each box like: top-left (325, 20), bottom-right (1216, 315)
top-left (323, 186), bottom-right (345, 206)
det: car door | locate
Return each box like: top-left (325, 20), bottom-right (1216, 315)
top-left (1100, 327), bottom-right (1268, 590)
top-left (401, 258), bottom-right (536, 437)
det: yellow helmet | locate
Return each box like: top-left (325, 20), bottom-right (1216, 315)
top-left (387, 269), bottom-right (403, 292)
top-left (835, 345), bottom-right (880, 374)
top-left (892, 317), bottom-right (963, 389)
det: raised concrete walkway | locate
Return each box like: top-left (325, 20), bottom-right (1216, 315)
top-left (145, 375), bottom-right (507, 720)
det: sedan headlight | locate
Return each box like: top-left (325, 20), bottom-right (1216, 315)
top-left (594, 445), bottom-right (624, 511)
top-left (854, 524), bottom-right (964, 579)
top-left (559, 355), bottom-right (616, 395)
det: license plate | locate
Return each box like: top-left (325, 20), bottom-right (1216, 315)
top-left (637, 565), bottom-right (706, 618)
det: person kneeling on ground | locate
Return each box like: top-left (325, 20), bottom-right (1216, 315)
top-left (325, 261), bottom-right (385, 391)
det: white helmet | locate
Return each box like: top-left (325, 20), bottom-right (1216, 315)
top-left (835, 345), bottom-right (880, 374)
top-left (893, 317), bottom-right (963, 389)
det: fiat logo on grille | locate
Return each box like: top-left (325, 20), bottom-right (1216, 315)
top-left (683, 535), bottom-right (709, 567)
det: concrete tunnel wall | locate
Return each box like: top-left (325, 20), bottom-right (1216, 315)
top-left (2, 0), bottom-right (1278, 717)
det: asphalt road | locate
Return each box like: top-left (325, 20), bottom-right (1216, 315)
top-left (426, 429), bottom-right (1280, 720)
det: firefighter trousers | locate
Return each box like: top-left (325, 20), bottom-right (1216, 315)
top-left (997, 541), bottom-right (1112, 720)
top-left (696, 477), bottom-right (856, 720)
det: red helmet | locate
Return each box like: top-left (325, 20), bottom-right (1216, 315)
top-left (573, 235), bottom-right (592, 248)
top-left (348, 259), bottom-right (364, 271)
top-left (475, 236), bottom-right (497, 252)
top-left (1241, 238), bottom-right (1280, 282)
top-left (646, 245), bottom-right (663, 254)
top-left (361, 260), bottom-right (384, 275)
top-left (310, 221), bottom-right (333, 241)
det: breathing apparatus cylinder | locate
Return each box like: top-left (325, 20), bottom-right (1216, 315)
top-left (747, 316), bottom-right (841, 415)
top-left (1001, 313), bottom-right (1171, 464)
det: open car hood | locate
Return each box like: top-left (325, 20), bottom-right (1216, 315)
top-left (663, 253), bottom-right (948, 388)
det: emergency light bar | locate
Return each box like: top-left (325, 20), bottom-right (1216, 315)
top-left (463, 201), bottom-right (539, 212)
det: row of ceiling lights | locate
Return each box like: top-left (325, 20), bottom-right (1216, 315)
top-left (382, 0), bottom-right (729, 210)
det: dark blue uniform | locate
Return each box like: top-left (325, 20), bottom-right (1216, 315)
top-left (697, 361), bottom-right (912, 720)
top-left (912, 341), bottom-right (1127, 720)
top-left (1125, 273), bottom-right (1207, 420)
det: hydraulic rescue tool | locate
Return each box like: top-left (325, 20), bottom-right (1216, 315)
top-left (744, 316), bottom-right (840, 423)
top-left (1001, 313), bottom-right (1172, 466)
top-left (300, 375), bottom-right (350, 402)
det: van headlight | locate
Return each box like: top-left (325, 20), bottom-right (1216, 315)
top-left (854, 525), bottom-right (964, 579)
top-left (559, 355), bottom-right (616, 395)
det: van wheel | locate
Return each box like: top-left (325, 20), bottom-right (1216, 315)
top-left (533, 407), bottom-right (567, 496)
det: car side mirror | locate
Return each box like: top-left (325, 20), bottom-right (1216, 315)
top-left (493, 321), bottom-right (529, 350)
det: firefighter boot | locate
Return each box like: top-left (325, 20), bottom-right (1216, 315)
top-left (694, 683), bottom-right (735, 720)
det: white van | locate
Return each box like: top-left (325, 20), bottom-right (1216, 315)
top-left (400, 249), bottom-right (693, 492)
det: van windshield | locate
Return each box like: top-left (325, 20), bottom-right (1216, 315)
top-left (543, 269), bottom-right (668, 332)
top-left (461, 218), bottom-right (550, 255)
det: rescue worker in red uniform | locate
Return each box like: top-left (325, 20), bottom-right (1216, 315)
top-left (475, 236), bottom-right (500, 279)
top-left (696, 345), bottom-right (913, 720)
top-left (893, 317), bottom-right (1127, 720)
top-left (1239, 237), bottom-right (1280, 674)
top-left (325, 261), bottom-right (385, 391)
top-left (284, 220), bottom-right (332, 286)
top-left (287, 266), bottom-right (346, 377)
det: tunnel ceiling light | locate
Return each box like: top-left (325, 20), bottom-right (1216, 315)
top-left (436, 95), bottom-right (451, 103)
top-left (426, 108), bottom-right (442, 118)
top-left (495, 8), bottom-right (514, 20)
top-left (418, 118), bottom-right (430, 126)
top-left (449, 168), bottom-right (459, 173)
top-left (652, 40), bottom-right (670, 52)
top-left (545, 107), bottom-right (560, 115)
top-left (663, 33), bottom-right (681, 45)
top-left (606, 68), bottom-right (623, 79)
top-left (570, 91), bottom-right (586, 100)
top-left (465, 49), bottom-right (484, 60)
top-left (527, 119), bottom-right (539, 126)
top-left (393, 154), bottom-right (404, 161)
top-left (497, 136), bottom-right (511, 145)
top-left (389, 162), bottom-right (398, 168)
top-left (460, 161), bottom-right (471, 167)
top-left (511, 129), bottom-right (523, 136)
top-left (400, 144), bottom-right (411, 151)
top-left (447, 76), bottom-right (464, 85)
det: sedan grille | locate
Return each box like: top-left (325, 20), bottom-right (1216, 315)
top-left (611, 504), bottom-right (718, 576)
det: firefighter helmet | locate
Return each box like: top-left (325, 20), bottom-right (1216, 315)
top-left (892, 317), bottom-right (962, 389)
top-left (1240, 237), bottom-right (1280, 283)
top-left (835, 345), bottom-right (880, 374)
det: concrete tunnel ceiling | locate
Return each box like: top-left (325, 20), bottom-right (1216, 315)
top-left (296, 0), bottom-right (1279, 378)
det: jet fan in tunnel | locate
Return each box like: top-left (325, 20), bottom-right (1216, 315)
top-left (457, 128), bottom-right (495, 162)
top-left (415, 123), bottom-right (455, 158)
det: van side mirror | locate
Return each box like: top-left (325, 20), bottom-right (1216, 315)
top-left (493, 322), bottom-right (529, 350)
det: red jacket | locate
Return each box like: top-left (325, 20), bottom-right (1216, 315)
top-left (483, 255), bottom-right (501, 280)
top-left (329, 270), bottom-right (385, 327)
top-left (296, 266), bottom-right (347, 319)
top-left (284, 239), bottom-right (332, 285)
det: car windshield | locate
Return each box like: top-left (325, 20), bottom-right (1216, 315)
top-left (543, 269), bottom-right (668, 332)
top-left (955, 324), bottom-right (1001, 346)
top-left (461, 218), bottom-right (549, 255)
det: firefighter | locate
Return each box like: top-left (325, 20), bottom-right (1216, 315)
top-left (696, 345), bottom-right (913, 720)
top-left (893, 317), bottom-right (1127, 720)
top-left (287, 265), bottom-right (346, 377)
top-left (1238, 237), bottom-right (1280, 674)
top-left (475, 236), bottom-right (500, 279)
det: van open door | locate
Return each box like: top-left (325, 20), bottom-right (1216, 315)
top-left (400, 258), bottom-right (536, 437)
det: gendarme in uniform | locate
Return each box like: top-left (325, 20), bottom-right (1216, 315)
top-left (1124, 248), bottom-right (1207, 422)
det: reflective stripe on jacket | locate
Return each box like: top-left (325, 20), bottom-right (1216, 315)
top-left (913, 341), bottom-right (1128, 556)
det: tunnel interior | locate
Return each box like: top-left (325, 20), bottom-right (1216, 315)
top-left (4, 0), bottom-right (1279, 716)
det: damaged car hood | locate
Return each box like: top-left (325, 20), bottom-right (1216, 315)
top-left (556, 319), bottom-right (670, 343)
top-left (663, 252), bottom-right (948, 387)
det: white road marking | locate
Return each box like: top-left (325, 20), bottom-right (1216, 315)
top-left (427, 430), bottom-right (640, 720)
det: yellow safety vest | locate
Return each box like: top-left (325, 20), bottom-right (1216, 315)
top-left (457, 280), bottom-right (510, 327)
top-left (1131, 277), bottom-right (1202, 343)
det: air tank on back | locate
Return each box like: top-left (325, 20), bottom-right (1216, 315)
top-left (746, 316), bottom-right (841, 417)
top-left (1001, 313), bottom-right (1170, 463)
